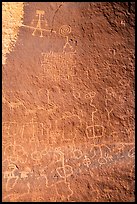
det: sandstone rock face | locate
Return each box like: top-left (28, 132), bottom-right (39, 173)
top-left (2, 2), bottom-right (135, 202)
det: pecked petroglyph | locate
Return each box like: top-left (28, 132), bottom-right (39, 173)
top-left (2, 140), bottom-right (134, 202)
top-left (41, 51), bottom-right (77, 83)
top-left (2, 2), bottom-right (134, 202)
top-left (59, 25), bottom-right (75, 52)
top-left (22, 9), bottom-right (56, 37)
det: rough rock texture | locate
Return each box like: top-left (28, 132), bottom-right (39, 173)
top-left (2, 2), bottom-right (135, 202)
top-left (2, 2), bottom-right (24, 65)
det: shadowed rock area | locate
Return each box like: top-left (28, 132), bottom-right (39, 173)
top-left (2, 2), bottom-right (135, 202)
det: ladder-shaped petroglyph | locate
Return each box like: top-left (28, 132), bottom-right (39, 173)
top-left (22, 10), bottom-right (56, 37)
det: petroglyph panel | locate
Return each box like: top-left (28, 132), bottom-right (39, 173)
top-left (2, 2), bottom-right (135, 202)
top-left (41, 51), bottom-right (77, 83)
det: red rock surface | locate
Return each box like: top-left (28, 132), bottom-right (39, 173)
top-left (2, 2), bottom-right (135, 202)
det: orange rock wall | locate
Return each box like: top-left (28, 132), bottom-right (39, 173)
top-left (2, 2), bottom-right (135, 202)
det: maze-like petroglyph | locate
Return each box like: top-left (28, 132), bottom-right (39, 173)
top-left (41, 51), bottom-right (77, 83)
top-left (2, 2), bottom-right (134, 202)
